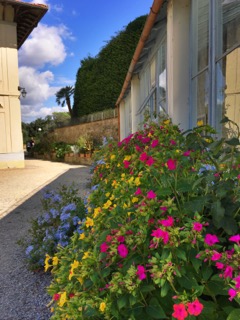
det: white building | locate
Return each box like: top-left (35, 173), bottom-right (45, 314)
top-left (0, 0), bottom-right (47, 169)
top-left (116, 0), bottom-right (240, 141)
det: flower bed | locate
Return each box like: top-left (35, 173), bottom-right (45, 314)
top-left (45, 118), bottom-right (240, 319)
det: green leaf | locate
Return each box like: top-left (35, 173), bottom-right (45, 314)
top-left (117, 295), bottom-right (128, 310)
top-left (227, 309), bottom-right (240, 320)
top-left (177, 273), bottom-right (199, 290)
top-left (176, 249), bottom-right (187, 261)
top-left (225, 137), bottom-right (240, 146)
top-left (141, 285), bottom-right (156, 293)
top-left (145, 298), bottom-right (167, 319)
top-left (201, 264), bottom-right (213, 281)
top-left (211, 200), bottom-right (225, 227)
top-left (161, 281), bottom-right (170, 297)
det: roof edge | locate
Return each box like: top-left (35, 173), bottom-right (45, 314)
top-left (115, 0), bottom-right (164, 106)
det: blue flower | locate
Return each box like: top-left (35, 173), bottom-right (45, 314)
top-left (26, 245), bottom-right (34, 256)
top-left (62, 203), bottom-right (76, 214)
top-left (58, 240), bottom-right (69, 247)
top-left (199, 164), bottom-right (216, 174)
top-left (61, 222), bottom-right (70, 230)
top-left (72, 216), bottom-right (80, 225)
top-left (50, 208), bottom-right (59, 218)
top-left (91, 184), bottom-right (99, 191)
top-left (60, 212), bottom-right (70, 221)
top-left (53, 194), bottom-right (62, 203)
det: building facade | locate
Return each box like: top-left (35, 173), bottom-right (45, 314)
top-left (117, 0), bottom-right (240, 141)
top-left (0, 0), bottom-right (47, 169)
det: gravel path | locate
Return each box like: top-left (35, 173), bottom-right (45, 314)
top-left (0, 160), bottom-right (91, 320)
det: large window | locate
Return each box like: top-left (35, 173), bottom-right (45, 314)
top-left (191, 0), bottom-right (240, 137)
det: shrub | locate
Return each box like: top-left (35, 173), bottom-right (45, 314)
top-left (53, 142), bottom-right (72, 159)
top-left (18, 185), bottom-right (86, 271)
top-left (46, 118), bottom-right (240, 319)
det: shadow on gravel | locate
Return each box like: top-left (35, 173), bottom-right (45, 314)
top-left (0, 166), bottom-right (90, 320)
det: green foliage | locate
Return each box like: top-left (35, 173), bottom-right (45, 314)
top-left (18, 185), bottom-right (86, 271)
top-left (56, 86), bottom-right (75, 117)
top-left (72, 15), bottom-right (147, 117)
top-left (46, 118), bottom-right (240, 319)
top-left (53, 142), bottom-right (72, 159)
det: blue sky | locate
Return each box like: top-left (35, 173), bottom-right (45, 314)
top-left (19, 0), bottom-right (152, 122)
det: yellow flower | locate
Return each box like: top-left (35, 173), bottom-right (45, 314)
top-left (121, 173), bottom-right (125, 178)
top-left (87, 206), bottom-right (92, 213)
top-left (117, 163), bottom-right (121, 167)
top-left (58, 292), bottom-right (67, 307)
top-left (52, 256), bottom-right (59, 266)
top-left (112, 180), bottom-right (117, 186)
top-left (105, 192), bottom-right (110, 198)
top-left (128, 177), bottom-right (134, 183)
top-left (69, 260), bottom-right (80, 280)
top-left (85, 217), bottom-right (94, 228)
top-left (99, 302), bottom-right (106, 312)
top-left (110, 154), bottom-right (116, 160)
top-left (205, 138), bottom-right (211, 143)
top-left (135, 177), bottom-right (141, 186)
top-left (44, 254), bottom-right (51, 272)
top-left (132, 197), bottom-right (139, 203)
top-left (164, 119), bottom-right (170, 125)
top-left (124, 155), bottom-right (131, 161)
top-left (78, 277), bottom-right (84, 284)
top-left (197, 120), bottom-right (204, 126)
top-left (148, 132), bottom-right (152, 137)
top-left (82, 251), bottom-right (90, 260)
top-left (79, 233), bottom-right (85, 240)
top-left (50, 307), bottom-right (54, 313)
top-left (103, 200), bottom-right (112, 209)
top-left (110, 195), bottom-right (115, 200)
top-left (93, 207), bottom-right (101, 218)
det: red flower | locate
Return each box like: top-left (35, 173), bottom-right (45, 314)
top-left (172, 303), bottom-right (188, 320)
top-left (53, 293), bottom-right (60, 301)
top-left (117, 235), bottom-right (125, 243)
top-left (166, 158), bottom-right (177, 170)
top-left (100, 242), bottom-right (109, 252)
top-left (187, 299), bottom-right (203, 316)
top-left (117, 244), bottom-right (128, 258)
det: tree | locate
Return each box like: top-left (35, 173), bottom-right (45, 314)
top-left (55, 86), bottom-right (75, 117)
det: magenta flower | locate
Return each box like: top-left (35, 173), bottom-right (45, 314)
top-left (135, 187), bottom-right (142, 195)
top-left (204, 234), bottom-right (219, 246)
top-left (224, 265), bottom-right (234, 279)
top-left (229, 234), bottom-right (240, 245)
top-left (183, 150), bottom-right (191, 157)
top-left (166, 158), bottom-right (177, 170)
top-left (216, 262), bottom-right (225, 269)
top-left (151, 139), bottom-right (159, 148)
top-left (100, 242), bottom-right (109, 253)
top-left (211, 251), bottom-right (222, 261)
top-left (146, 156), bottom-right (155, 166)
top-left (135, 145), bottom-right (142, 152)
top-left (170, 139), bottom-right (176, 145)
top-left (117, 244), bottom-right (128, 258)
top-left (159, 216), bottom-right (174, 227)
top-left (172, 303), bottom-right (188, 320)
top-left (234, 275), bottom-right (240, 289)
top-left (147, 190), bottom-right (157, 199)
top-left (139, 152), bottom-right (148, 162)
top-left (136, 265), bottom-right (147, 280)
top-left (151, 228), bottom-right (169, 244)
top-left (193, 222), bottom-right (203, 232)
top-left (228, 288), bottom-right (237, 301)
top-left (160, 206), bottom-right (167, 212)
top-left (187, 299), bottom-right (203, 316)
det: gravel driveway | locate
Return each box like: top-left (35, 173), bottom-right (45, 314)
top-left (0, 160), bottom-right (91, 320)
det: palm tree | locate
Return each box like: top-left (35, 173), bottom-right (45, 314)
top-left (55, 86), bottom-right (74, 117)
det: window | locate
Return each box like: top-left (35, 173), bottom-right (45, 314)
top-left (191, 0), bottom-right (240, 137)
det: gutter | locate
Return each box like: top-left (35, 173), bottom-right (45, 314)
top-left (115, 0), bottom-right (164, 107)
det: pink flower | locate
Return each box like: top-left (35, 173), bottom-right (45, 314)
top-left (170, 139), bottom-right (176, 145)
top-left (146, 156), bottom-right (155, 166)
top-left (211, 251), bottom-right (222, 261)
top-left (166, 158), bottom-right (177, 170)
top-left (160, 206), bottom-right (167, 212)
top-left (100, 242), bottom-right (109, 252)
top-left (123, 160), bottom-right (131, 168)
top-left (136, 265), bottom-right (147, 280)
top-left (229, 234), bottom-right (240, 245)
top-left (106, 235), bottom-right (112, 242)
top-left (187, 299), bottom-right (203, 316)
top-left (151, 139), bottom-right (159, 148)
top-left (147, 190), bottom-right (157, 199)
top-left (135, 145), bottom-right (142, 152)
top-left (159, 216), bottom-right (174, 227)
top-left (234, 275), bottom-right (240, 289)
top-left (117, 236), bottom-right (125, 243)
top-left (53, 293), bottom-right (60, 301)
top-left (237, 174), bottom-right (240, 180)
top-left (139, 152), bottom-right (148, 162)
top-left (193, 222), bottom-right (203, 232)
top-left (151, 228), bottom-right (169, 244)
top-left (172, 303), bottom-right (188, 320)
top-left (204, 234), bottom-right (219, 246)
top-left (224, 265), bottom-right (234, 279)
top-left (228, 288), bottom-right (237, 301)
top-left (117, 244), bottom-right (128, 258)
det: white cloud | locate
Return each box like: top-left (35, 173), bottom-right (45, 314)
top-left (21, 105), bottom-right (68, 123)
top-left (29, 0), bottom-right (49, 5)
top-left (18, 23), bottom-right (69, 68)
top-left (52, 4), bottom-right (63, 12)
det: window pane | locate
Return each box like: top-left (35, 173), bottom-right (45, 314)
top-left (221, 0), bottom-right (240, 56)
top-left (192, 71), bottom-right (209, 125)
top-left (217, 48), bottom-right (240, 138)
top-left (191, 0), bottom-right (209, 75)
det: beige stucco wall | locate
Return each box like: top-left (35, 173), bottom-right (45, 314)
top-left (0, 7), bottom-right (24, 169)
